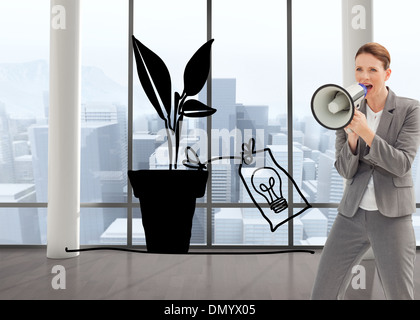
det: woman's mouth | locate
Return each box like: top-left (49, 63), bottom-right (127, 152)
top-left (365, 84), bottom-right (373, 93)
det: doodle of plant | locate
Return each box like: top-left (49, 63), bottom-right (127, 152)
top-left (132, 35), bottom-right (216, 169)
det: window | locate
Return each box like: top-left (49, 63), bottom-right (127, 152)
top-left (211, 0), bottom-right (288, 245)
top-left (132, 0), bottom-right (207, 245)
top-left (2, 0), bottom-right (420, 249)
top-left (292, 0), bottom-right (342, 246)
top-left (0, 1), bottom-right (49, 200)
top-left (0, 1), bottom-right (49, 244)
top-left (78, 0), bottom-right (129, 245)
top-left (80, 0), bottom-right (128, 205)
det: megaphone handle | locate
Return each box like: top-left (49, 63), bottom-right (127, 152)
top-left (345, 99), bottom-right (363, 134)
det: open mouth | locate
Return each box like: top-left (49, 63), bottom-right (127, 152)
top-left (365, 84), bottom-right (373, 93)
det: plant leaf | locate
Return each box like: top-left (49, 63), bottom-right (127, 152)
top-left (181, 99), bottom-right (217, 118)
top-left (132, 35), bottom-right (172, 120)
top-left (183, 39), bottom-right (214, 96)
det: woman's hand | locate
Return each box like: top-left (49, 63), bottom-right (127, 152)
top-left (348, 110), bottom-right (368, 133)
top-left (346, 110), bottom-right (375, 148)
top-left (345, 126), bottom-right (359, 154)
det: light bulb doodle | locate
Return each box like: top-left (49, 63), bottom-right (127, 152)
top-left (251, 167), bottom-right (288, 214)
top-left (238, 138), bottom-right (311, 232)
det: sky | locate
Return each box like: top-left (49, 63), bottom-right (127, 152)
top-left (1, 0), bottom-right (420, 118)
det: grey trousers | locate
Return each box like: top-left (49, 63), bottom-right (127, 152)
top-left (311, 208), bottom-right (416, 300)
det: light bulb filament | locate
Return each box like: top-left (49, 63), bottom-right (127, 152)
top-left (259, 177), bottom-right (278, 203)
top-left (258, 177), bottom-right (288, 214)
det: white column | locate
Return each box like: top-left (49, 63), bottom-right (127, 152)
top-left (342, 0), bottom-right (373, 86)
top-left (47, 0), bottom-right (81, 259)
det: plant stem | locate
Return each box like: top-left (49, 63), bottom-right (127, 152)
top-left (165, 124), bottom-right (174, 170)
top-left (174, 116), bottom-right (184, 169)
top-left (173, 92), bottom-right (180, 131)
top-left (172, 90), bottom-right (187, 169)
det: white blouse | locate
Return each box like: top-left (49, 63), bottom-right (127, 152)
top-left (359, 106), bottom-right (383, 211)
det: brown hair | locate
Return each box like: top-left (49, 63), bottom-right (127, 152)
top-left (355, 42), bottom-right (391, 70)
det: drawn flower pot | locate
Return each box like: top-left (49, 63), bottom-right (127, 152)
top-left (128, 169), bottom-right (208, 253)
top-left (129, 37), bottom-right (213, 253)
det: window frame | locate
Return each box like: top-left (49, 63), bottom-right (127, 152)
top-left (2, 0), bottom-right (419, 250)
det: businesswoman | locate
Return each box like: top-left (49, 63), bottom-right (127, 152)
top-left (311, 42), bottom-right (420, 300)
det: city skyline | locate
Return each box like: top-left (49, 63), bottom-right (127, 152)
top-left (2, 62), bottom-right (420, 245)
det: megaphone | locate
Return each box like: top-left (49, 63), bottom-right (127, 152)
top-left (311, 83), bottom-right (367, 130)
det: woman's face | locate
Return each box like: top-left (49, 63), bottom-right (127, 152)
top-left (355, 53), bottom-right (391, 101)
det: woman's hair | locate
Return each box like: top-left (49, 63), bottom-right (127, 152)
top-left (355, 42), bottom-right (391, 70)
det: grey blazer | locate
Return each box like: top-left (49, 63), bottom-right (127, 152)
top-left (336, 88), bottom-right (420, 218)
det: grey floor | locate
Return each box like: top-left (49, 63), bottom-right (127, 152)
top-left (1, 248), bottom-right (420, 300)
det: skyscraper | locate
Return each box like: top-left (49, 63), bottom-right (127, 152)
top-left (0, 102), bottom-right (14, 183)
top-left (0, 184), bottom-right (39, 244)
top-left (133, 132), bottom-right (158, 170)
top-left (199, 78), bottom-right (237, 132)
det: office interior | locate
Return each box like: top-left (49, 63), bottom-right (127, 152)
top-left (1, 0), bottom-right (420, 300)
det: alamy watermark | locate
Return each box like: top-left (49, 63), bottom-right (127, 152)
top-left (153, 124), bottom-right (267, 167)
top-left (351, 265), bottom-right (366, 290)
top-left (51, 265), bottom-right (66, 290)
